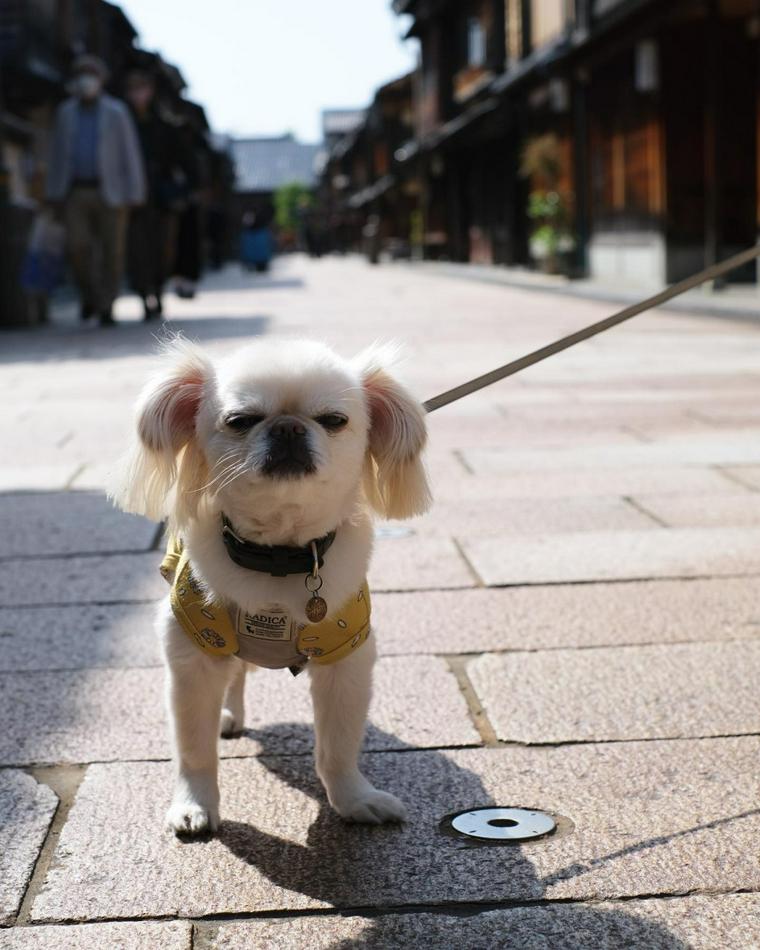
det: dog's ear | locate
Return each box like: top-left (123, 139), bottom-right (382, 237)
top-left (355, 345), bottom-right (431, 520)
top-left (109, 338), bottom-right (212, 525)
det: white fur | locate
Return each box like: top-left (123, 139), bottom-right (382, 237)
top-left (110, 337), bottom-right (430, 834)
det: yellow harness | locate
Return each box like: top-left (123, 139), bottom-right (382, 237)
top-left (160, 537), bottom-right (370, 671)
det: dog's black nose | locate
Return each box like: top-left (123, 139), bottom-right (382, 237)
top-left (269, 418), bottom-right (307, 440)
top-left (264, 416), bottom-right (315, 477)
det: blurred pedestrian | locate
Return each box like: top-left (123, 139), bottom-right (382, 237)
top-left (124, 69), bottom-right (185, 320)
top-left (46, 55), bottom-right (146, 325)
top-left (173, 124), bottom-right (203, 299)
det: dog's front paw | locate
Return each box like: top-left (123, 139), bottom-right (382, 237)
top-left (334, 787), bottom-right (408, 825)
top-left (166, 801), bottom-right (219, 836)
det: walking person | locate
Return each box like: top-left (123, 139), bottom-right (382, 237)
top-left (172, 123), bottom-right (204, 299)
top-left (46, 55), bottom-right (146, 325)
top-left (124, 69), bottom-right (185, 320)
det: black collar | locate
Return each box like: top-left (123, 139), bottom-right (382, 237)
top-left (220, 515), bottom-right (336, 577)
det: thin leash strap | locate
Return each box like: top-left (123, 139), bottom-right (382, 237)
top-left (423, 243), bottom-right (760, 414)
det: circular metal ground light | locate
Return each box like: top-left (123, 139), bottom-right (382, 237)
top-left (449, 807), bottom-right (556, 842)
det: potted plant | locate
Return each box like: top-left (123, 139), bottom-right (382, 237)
top-left (520, 134), bottom-right (575, 274)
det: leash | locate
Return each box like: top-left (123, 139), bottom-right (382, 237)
top-left (423, 243), bottom-right (760, 414)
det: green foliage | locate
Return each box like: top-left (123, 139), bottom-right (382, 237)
top-left (274, 182), bottom-right (312, 232)
top-left (527, 190), bottom-right (564, 222)
top-left (526, 190), bottom-right (574, 265)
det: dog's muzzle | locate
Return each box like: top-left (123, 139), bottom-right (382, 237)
top-left (262, 416), bottom-right (316, 477)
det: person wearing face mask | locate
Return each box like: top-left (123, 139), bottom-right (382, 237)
top-left (46, 55), bottom-right (146, 325)
top-left (124, 70), bottom-right (189, 321)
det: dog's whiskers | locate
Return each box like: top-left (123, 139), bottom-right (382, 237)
top-left (191, 457), bottom-right (244, 494)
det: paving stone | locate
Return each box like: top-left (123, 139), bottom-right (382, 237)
top-left (0, 771), bottom-right (58, 925)
top-left (0, 656), bottom-right (477, 766)
top-left (67, 462), bottom-right (113, 491)
top-left (0, 492), bottom-right (156, 559)
top-left (431, 465), bottom-right (737, 501)
top-left (462, 431), bottom-right (760, 474)
top-left (631, 491), bottom-right (760, 527)
top-left (426, 411), bottom-right (642, 450)
top-left (0, 921), bottom-right (191, 949)
top-left (461, 526), bottom-right (760, 586)
top-left (369, 536), bottom-right (474, 590)
top-left (385, 495), bottom-right (657, 541)
top-left (722, 465), bottom-right (760, 491)
top-left (0, 553), bottom-right (164, 607)
top-left (209, 894), bottom-right (760, 949)
top-left (0, 466), bottom-right (81, 492)
top-left (0, 603), bottom-right (159, 672)
top-left (468, 640), bottom-right (760, 743)
top-left (30, 738), bottom-right (760, 920)
top-left (693, 404), bottom-right (760, 425)
top-left (372, 575), bottom-right (760, 655)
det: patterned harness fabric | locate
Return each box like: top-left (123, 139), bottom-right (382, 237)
top-left (160, 537), bottom-right (371, 670)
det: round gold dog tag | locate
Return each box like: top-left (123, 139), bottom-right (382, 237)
top-left (306, 595), bottom-right (328, 623)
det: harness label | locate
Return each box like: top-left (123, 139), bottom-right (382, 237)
top-left (237, 605), bottom-right (293, 641)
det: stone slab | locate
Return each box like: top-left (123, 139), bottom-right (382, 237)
top-left (0, 492), bottom-right (156, 559)
top-left (209, 894), bottom-right (760, 950)
top-left (30, 738), bottom-right (760, 920)
top-left (431, 466), bottom-right (737, 501)
top-left (372, 575), bottom-right (760, 655)
top-left (386, 495), bottom-right (657, 541)
top-left (0, 466), bottom-right (82, 493)
top-left (0, 922), bottom-right (191, 949)
top-left (460, 527), bottom-right (760, 586)
top-left (462, 432), bottom-right (760, 474)
top-left (0, 553), bottom-right (164, 607)
top-left (0, 604), bottom-right (160, 672)
top-left (369, 536), bottom-right (474, 590)
top-left (722, 465), bottom-right (760, 491)
top-left (0, 771), bottom-right (58, 925)
top-left (631, 491), bottom-right (760, 527)
top-left (468, 640), bottom-right (760, 743)
top-left (0, 656), bottom-right (478, 766)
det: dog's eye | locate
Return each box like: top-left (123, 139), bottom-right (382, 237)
top-left (316, 413), bottom-right (348, 431)
top-left (225, 414), bottom-right (265, 432)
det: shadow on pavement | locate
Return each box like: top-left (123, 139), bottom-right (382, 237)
top-left (0, 313), bottom-right (271, 364)
top-left (215, 722), bottom-right (688, 950)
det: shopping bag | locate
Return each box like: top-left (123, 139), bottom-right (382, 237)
top-left (20, 212), bottom-right (66, 293)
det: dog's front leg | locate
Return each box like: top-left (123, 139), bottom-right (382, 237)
top-left (161, 606), bottom-right (229, 835)
top-left (309, 635), bottom-right (407, 824)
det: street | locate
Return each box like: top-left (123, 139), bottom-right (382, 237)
top-left (2, 254), bottom-right (760, 947)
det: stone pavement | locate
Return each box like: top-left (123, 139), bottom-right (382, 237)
top-left (1, 255), bottom-right (760, 948)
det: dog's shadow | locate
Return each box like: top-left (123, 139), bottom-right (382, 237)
top-left (208, 722), bottom-right (689, 949)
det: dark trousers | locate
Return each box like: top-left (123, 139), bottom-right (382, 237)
top-left (127, 204), bottom-right (172, 298)
top-left (64, 185), bottom-right (127, 313)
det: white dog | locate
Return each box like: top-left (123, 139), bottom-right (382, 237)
top-left (111, 337), bottom-right (430, 835)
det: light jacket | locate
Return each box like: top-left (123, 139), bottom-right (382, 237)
top-left (46, 95), bottom-right (146, 207)
top-left (160, 537), bottom-right (371, 672)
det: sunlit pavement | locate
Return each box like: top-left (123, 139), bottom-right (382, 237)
top-left (3, 254), bottom-right (760, 947)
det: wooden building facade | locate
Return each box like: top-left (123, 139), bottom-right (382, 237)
top-left (325, 0), bottom-right (760, 285)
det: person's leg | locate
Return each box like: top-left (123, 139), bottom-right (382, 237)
top-left (96, 200), bottom-right (128, 323)
top-left (127, 205), bottom-right (162, 319)
top-left (64, 188), bottom-right (97, 319)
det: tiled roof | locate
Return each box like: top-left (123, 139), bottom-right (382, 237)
top-left (321, 109), bottom-right (365, 137)
top-left (230, 135), bottom-right (320, 193)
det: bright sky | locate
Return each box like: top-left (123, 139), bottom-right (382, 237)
top-left (122, 1), bottom-right (417, 143)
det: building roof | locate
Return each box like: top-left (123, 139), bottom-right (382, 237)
top-left (321, 109), bottom-right (366, 138)
top-left (230, 134), bottom-right (320, 193)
